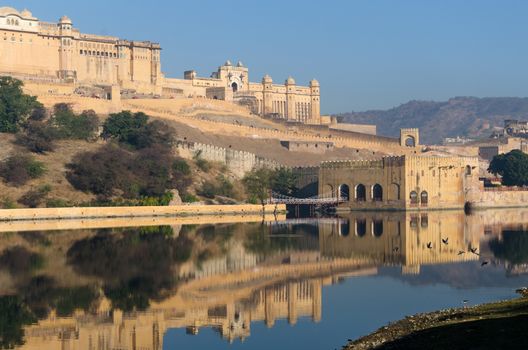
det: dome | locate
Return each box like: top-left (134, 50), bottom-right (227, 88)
top-left (262, 74), bottom-right (273, 84)
top-left (59, 15), bottom-right (72, 24)
top-left (309, 79), bottom-right (320, 87)
top-left (236, 61), bottom-right (244, 67)
top-left (285, 76), bottom-right (296, 85)
top-left (0, 7), bottom-right (20, 16)
top-left (20, 9), bottom-right (33, 18)
top-left (224, 60), bottom-right (232, 66)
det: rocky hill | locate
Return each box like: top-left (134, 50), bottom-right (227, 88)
top-left (337, 97), bottom-right (528, 144)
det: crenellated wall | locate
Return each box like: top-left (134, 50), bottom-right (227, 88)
top-left (176, 141), bottom-right (281, 177)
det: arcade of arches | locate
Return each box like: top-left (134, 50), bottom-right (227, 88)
top-left (318, 155), bottom-right (480, 210)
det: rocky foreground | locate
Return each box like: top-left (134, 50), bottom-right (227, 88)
top-left (345, 292), bottom-right (528, 350)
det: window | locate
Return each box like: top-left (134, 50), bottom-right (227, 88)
top-left (356, 184), bottom-right (366, 202)
top-left (465, 165), bottom-right (472, 176)
top-left (372, 184), bottom-right (383, 201)
top-left (421, 191), bottom-right (428, 205)
top-left (355, 219), bottom-right (367, 237)
top-left (410, 191), bottom-right (418, 205)
top-left (372, 220), bottom-right (383, 237)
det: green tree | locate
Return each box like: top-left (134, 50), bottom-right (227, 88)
top-left (272, 168), bottom-right (298, 196)
top-left (488, 150), bottom-right (528, 186)
top-left (0, 77), bottom-right (42, 133)
top-left (242, 168), bottom-right (274, 207)
top-left (49, 104), bottom-right (100, 140)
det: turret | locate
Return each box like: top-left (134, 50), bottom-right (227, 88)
top-left (285, 77), bottom-right (296, 120)
top-left (309, 79), bottom-right (321, 124)
top-left (262, 75), bottom-right (273, 115)
top-left (58, 15), bottom-right (75, 82)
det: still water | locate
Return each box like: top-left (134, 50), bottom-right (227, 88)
top-left (1, 209), bottom-right (528, 350)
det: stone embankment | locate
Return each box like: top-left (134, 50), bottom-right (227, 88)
top-left (0, 204), bottom-right (286, 222)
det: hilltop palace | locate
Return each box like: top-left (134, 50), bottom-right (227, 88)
top-left (0, 7), bottom-right (321, 124)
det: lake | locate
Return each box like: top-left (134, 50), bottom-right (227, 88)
top-left (1, 208), bottom-right (527, 350)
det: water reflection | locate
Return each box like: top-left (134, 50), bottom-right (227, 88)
top-left (1, 209), bottom-right (528, 349)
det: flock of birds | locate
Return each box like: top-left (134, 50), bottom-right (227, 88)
top-left (392, 236), bottom-right (490, 266)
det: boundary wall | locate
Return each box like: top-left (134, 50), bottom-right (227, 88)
top-left (0, 204), bottom-right (286, 222)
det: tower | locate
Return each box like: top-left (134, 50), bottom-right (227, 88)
top-left (58, 15), bottom-right (75, 82)
top-left (262, 74), bottom-right (273, 116)
top-left (285, 76), bottom-right (296, 121)
top-left (309, 79), bottom-right (321, 124)
top-left (400, 128), bottom-right (420, 147)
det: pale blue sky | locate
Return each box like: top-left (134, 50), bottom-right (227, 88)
top-left (8, 0), bottom-right (528, 113)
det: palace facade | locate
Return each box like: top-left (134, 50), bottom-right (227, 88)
top-left (0, 7), bottom-right (321, 124)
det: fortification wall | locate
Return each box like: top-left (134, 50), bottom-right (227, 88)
top-left (472, 189), bottom-right (528, 209)
top-left (176, 141), bottom-right (281, 177)
top-left (0, 204), bottom-right (286, 221)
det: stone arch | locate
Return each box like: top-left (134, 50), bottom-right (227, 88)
top-left (420, 191), bottom-right (428, 205)
top-left (231, 82), bottom-right (238, 92)
top-left (372, 220), bottom-right (383, 237)
top-left (338, 184), bottom-right (350, 201)
top-left (372, 184), bottom-right (383, 201)
top-left (355, 219), bottom-right (367, 237)
top-left (410, 191), bottom-right (419, 205)
top-left (465, 165), bottom-right (472, 176)
top-left (355, 184), bottom-right (366, 202)
top-left (339, 220), bottom-right (350, 237)
top-left (404, 136), bottom-right (415, 147)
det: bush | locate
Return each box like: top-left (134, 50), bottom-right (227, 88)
top-left (18, 185), bottom-right (51, 208)
top-left (195, 158), bottom-right (211, 172)
top-left (16, 121), bottom-right (56, 153)
top-left (46, 198), bottom-right (73, 208)
top-left (49, 104), bottom-right (100, 140)
top-left (0, 77), bottom-right (42, 133)
top-left (198, 175), bottom-right (235, 199)
top-left (0, 154), bottom-right (46, 185)
top-left (181, 193), bottom-right (199, 203)
top-left (101, 111), bottom-right (174, 149)
top-left (67, 144), bottom-right (191, 200)
top-left (199, 181), bottom-right (217, 199)
top-left (0, 196), bottom-right (16, 209)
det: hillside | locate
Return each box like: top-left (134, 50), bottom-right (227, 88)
top-left (337, 97), bottom-right (528, 144)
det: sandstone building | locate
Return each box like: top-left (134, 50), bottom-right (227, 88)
top-left (0, 7), bottom-right (322, 124)
top-left (318, 155), bottom-right (480, 210)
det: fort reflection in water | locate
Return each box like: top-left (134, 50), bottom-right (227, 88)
top-left (1, 209), bottom-right (528, 350)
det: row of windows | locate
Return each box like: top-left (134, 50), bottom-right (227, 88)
top-left (80, 50), bottom-right (118, 58)
top-left (338, 219), bottom-right (384, 237)
top-left (338, 184), bottom-right (384, 202)
top-left (6, 18), bottom-right (20, 26)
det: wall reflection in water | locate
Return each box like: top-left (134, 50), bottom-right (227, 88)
top-left (1, 209), bottom-right (528, 349)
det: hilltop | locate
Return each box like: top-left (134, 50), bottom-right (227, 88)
top-left (337, 97), bottom-right (528, 144)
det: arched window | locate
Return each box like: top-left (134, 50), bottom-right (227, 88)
top-left (373, 184), bottom-right (383, 201)
top-left (356, 184), bottom-right (366, 202)
top-left (420, 191), bottom-right (428, 205)
top-left (391, 183), bottom-right (401, 200)
top-left (405, 136), bottom-right (415, 147)
top-left (339, 220), bottom-right (350, 237)
top-left (465, 165), bottom-right (472, 176)
top-left (232, 82), bottom-right (238, 93)
top-left (355, 219), bottom-right (367, 237)
top-left (339, 184), bottom-right (350, 201)
top-left (372, 220), bottom-right (383, 237)
top-left (410, 191), bottom-right (418, 205)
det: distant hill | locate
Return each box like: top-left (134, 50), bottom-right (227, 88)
top-left (336, 97), bottom-right (528, 144)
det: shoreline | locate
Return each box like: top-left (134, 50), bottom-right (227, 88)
top-left (0, 204), bottom-right (286, 222)
top-left (345, 296), bottom-right (528, 349)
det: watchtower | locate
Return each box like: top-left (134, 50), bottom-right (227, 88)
top-left (400, 128), bottom-right (420, 147)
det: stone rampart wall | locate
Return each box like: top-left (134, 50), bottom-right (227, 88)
top-left (472, 189), bottom-right (528, 209)
top-left (176, 141), bottom-right (281, 177)
top-left (0, 204), bottom-right (286, 222)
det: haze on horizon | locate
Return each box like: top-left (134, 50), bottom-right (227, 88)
top-left (8, 0), bottom-right (528, 114)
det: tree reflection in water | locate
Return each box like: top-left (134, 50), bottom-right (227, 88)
top-left (66, 226), bottom-right (193, 311)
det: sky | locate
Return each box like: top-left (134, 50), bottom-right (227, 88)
top-left (7, 0), bottom-right (528, 113)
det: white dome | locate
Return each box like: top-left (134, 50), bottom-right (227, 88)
top-left (237, 61), bottom-right (244, 67)
top-left (59, 15), bottom-right (72, 24)
top-left (286, 76), bottom-right (296, 85)
top-left (0, 7), bottom-right (19, 16)
top-left (224, 60), bottom-right (232, 66)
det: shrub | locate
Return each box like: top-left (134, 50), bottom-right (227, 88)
top-left (16, 121), bottom-right (56, 153)
top-left (67, 144), bottom-right (191, 200)
top-left (198, 181), bottom-right (217, 199)
top-left (181, 193), bottom-right (199, 203)
top-left (46, 198), bottom-right (73, 208)
top-left (0, 77), bottom-right (43, 133)
top-left (0, 196), bottom-right (16, 209)
top-left (18, 185), bottom-right (51, 208)
top-left (0, 154), bottom-right (46, 185)
top-left (195, 158), bottom-right (211, 172)
top-left (101, 111), bottom-right (174, 149)
top-left (49, 105), bottom-right (100, 140)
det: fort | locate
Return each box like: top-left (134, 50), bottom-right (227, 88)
top-left (0, 6), bottom-right (321, 124)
